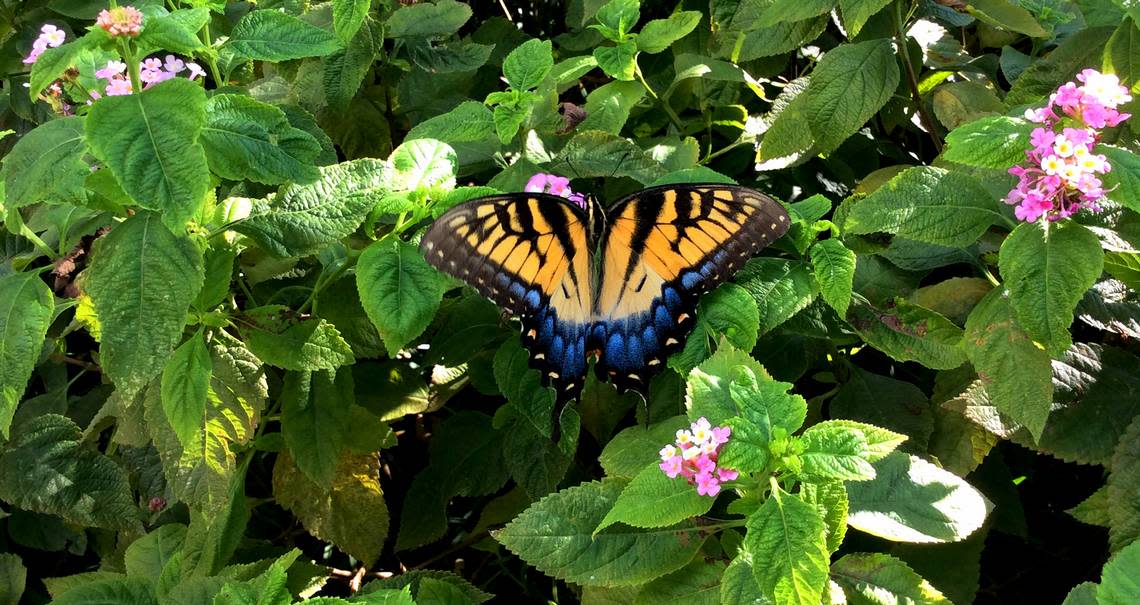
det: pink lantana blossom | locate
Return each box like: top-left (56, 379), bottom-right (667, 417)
top-left (96, 6), bottom-right (143, 37)
top-left (1005, 68), bottom-right (1131, 222)
top-left (23, 24), bottom-right (66, 65)
top-left (105, 78), bottom-right (132, 96)
top-left (658, 417), bottom-right (738, 497)
top-left (525, 173), bottom-right (588, 209)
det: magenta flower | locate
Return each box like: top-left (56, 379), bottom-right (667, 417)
top-left (658, 417), bottom-right (737, 497)
top-left (23, 24), bottom-right (66, 64)
top-left (163, 55), bottom-right (185, 74)
top-left (525, 173), bottom-right (588, 209)
top-left (94, 60), bottom-right (126, 81)
top-left (104, 78), bottom-right (132, 96)
top-left (96, 6), bottom-right (143, 37)
top-left (1005, 68), bottom-right (1131, 222)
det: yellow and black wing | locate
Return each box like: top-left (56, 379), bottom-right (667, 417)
top-left (590, 184), bottom-right (790, 393)
top-left (419, 194), bottom-right (595, 400)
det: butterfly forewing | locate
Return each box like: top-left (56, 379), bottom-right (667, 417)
top-left (419, 194), bottom-right (595, 400)
top-left (418, 184), bottom-right (789, 408)
top-left (590, 185), bottom-right (790, 393)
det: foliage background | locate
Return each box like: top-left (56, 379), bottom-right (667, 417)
top-left (2, 0), bottom-right (1140, 603)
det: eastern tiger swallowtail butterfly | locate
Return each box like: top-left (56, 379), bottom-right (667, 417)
top-left (419, 183), bottom-right (790, 415)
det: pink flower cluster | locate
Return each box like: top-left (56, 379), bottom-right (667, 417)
top-left (95, 6), bottom-right (143, 37)
top-left (23, 24), bottom-right (66, 65)
top-left (658, 417), bottom-right (738, 497)
top-left (525, 173), bottom-right (587, 208)
top-left (1007, 69), bottom-right (1132, 222)
top-left (91, 56), bottom-right (205, 97)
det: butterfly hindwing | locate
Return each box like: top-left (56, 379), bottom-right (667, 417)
top-left (590, 184), bottom-right (790, 393)
top-left (419, 194), bottom-right (594, 400)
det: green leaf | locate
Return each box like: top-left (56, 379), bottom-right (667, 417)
top-left (273, 450), bottom-right (388, 566)
top-left (669, 284), bottom-right (760, 374)
top-left (594, 41), bottom-right (639, 81)
top-left (244, 318), bottom-right (354, 372)
top-left (720, 553), bottom-right (765, 604)
top-left (86, 213), bottom-right (204, 397)
top-left (831, 552), bottom-right (951, 604)
top-left (0, 414), bottom-right (141, 531)
top-left (1063, 583), bottom-right (1099, 605)
top-left (234, 158), bottom-right (392, 257)
top-left (942, 116), bottom-right (1034, 169)
top-left (839, 0), bottom-right (894, 36)
top-left (847, 452), bottom-right (991, 543)
top-left (999, 221), bottom-right (1104, 355)
top-left (848, 299), bottom-right (968, 370)
top-left (1100, 539), bottom-right (1140, 604)
top-left (1068, 485), bottom-right (1111, 528)
top-left (719, 377), bottom-right (808, 473)
top-left (0, 272), bottom-right (53, 438)
top-left (1108, 414), bottom-right (1140, 551)
top-left (1105, 19), bottom-right (1140, 92)
top-left (820, 420), bottom-right (907, 463)
top-left (495, 480), bottom-right (705, 587)
top-left (963, 288), bottom-right (1054, 439)
top-left (757, 0), bottom-right (837, 26)
top-left (364, 571), bottom-right (491, 604)
top-left (744, 484), bottom-right (829, 605)
top-left (832, 368), bottom-right (933, 454)
top-left (145, 336), bottom-right (262, 514)
top-left (503, 38), bottom-right (553, 90)
top-left (633, 559), bottom-right (723, 604)
top-left (396, 413), bottom-right (509, 551)
top-left (385, 0), bottom-right (472, 38)
top-left (1006, 27), bottom-right (1115, 105)
top-left (137, 8), bottom-right (210, 55)
top-left (811, 239), bottom-right (856, 316)
top-left (357, 238), bottom-right (444, 356)
top-left (0, 554), bottom-right (25, 605)
top-left (0, 117), bottom-right (88, 208)
top-left (801, 480), bottom-right (849, 553)
top-left (48, 577), bottom-right (155, 605)
top-left (803, 39), bottom-right (900, 152)
top-left (1100, 146), bottom-right (1140, 214)
top-left (637, 12), bottom-right (702, 53)
top-left (281, 369), bottom-right (353, 488)
top-left (324, 21), bottom-right (378, 112)
top-left (389, 138), bottom-right (458, 192)
top-left (405, 102), bottom-right (499, 170)
top-left (85, 79), bottom-right (210, 226)
top-left (968, 0), bottom-right (1049, 36)
top-left (200, 94), bottom-right (321, 185)
top-left (124, 524), bottom-right (186, 579)
top-left (333, 0), bottom-right (371, 42)
top-left (736, 258), bottom-right (819, 335)
top-left (1104, 252), bottom-right (1140, 291)
top-left (594, 0), bottom-right (641, 36)
top-left (579, 80), bottom-right (646, 135)
top-left (213, 550), bottom-right (297, 605)
top-left (226, 9), bottom-right (340, 60)
top-left (160, 330), bottom-right (212, 449)
top-left (29, 32), bottom-right (104, 98)
top-left (684, 343), bottom-right (772, 426)
top-left (595, 463), bottom-right (714, 533)
top-left (799, 422), bottom-right (877, 482)
top-left (552, 130), bottom-right (666, 184)
top-left (599, 416), bottom-right (691, 479)
top-left (493, 102), bottom-right (530, 145)
top-left (932, 81), bottom-right (1007, 131)
top-left (844, 166), bottom-right (1003, 248)
top-left (731, 17), bottom-right (828, 62)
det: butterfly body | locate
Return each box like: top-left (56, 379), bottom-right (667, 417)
top-left (420, 184), bottom-right (789, 409)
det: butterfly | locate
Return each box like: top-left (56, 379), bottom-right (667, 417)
top-left (419, 183), bottom-right (790, 413)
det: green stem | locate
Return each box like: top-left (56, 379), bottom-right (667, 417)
top-left (120, 39), bottom-right (142, 93)
top-left (633, 61), bottom-right (658, 99)
top-left (702, 141), bottom-right (745, 164)
top-left (893, 0), bottom-right (942, 153)
top-left (981, 265), bottom-right (1002, 288)
top-left (198, 21), bottom-right (224, 87)
top-left (298, 256), bottom-right (354, 315)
